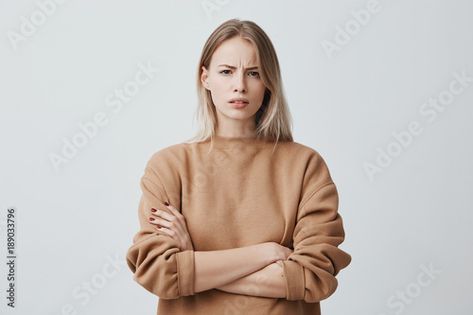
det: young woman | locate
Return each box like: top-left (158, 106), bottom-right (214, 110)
top-left (126, 18), bottom-right (351, 315)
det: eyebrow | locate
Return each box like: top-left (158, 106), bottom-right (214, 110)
top-left (218, 64), bottom-right (259, 70)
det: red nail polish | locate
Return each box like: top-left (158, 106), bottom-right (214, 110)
top-left (149, 217), bottom-right (155, 221)
top-left (164, 201), bottom-right (169, 206)
top-left (151, 208), bottom-right (157, 212)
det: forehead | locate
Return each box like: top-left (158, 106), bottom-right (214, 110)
top-left (211, 37), bottom-right (259, 66)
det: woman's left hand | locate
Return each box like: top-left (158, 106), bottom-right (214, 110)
top-left (148, 202), bottom-right (194, 251)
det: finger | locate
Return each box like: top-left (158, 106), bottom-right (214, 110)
top-left (152, 208), bottom-right (175, 222)
top-left (164, 205), bottom-right (186, 233)
top-left (155, 228), bottom-right (167, 235)
top-left (156, 228), bottom-right (173, 239)
top-left (154, 207), bottom-right (186, 235)
top-left (150, 215), bottom-right (187, 244)
top-left (148, 216), bottom-right (160, 225)
top-left (152, 211), bottom-right (185, 235)
top-left (165, 203), bottom-right (184, 219)
top-left (157, 226), bottom-right (177, 239)
top-left (149, 216), bottom-right (172, 228)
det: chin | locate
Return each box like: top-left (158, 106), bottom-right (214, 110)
top-left (224, 112), bottom-right (251, 120)
top-left (217, 108), bottom-right (251, 120)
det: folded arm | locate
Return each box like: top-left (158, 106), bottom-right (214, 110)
top-left (214, 152), bottom-right (352, 302)
top-left (193, 243), bottom-right (279, 293)
top-left (126, 153), bottom-right (281, 299)
top-left (215, 260), bottom-right (287, 298)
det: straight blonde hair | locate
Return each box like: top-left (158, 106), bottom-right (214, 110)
top-left (185, 19), bottom-right (294, 147)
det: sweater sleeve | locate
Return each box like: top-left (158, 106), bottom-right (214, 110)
top-left (281, 152), bottom-right (351, 303)
top-left (126, 155), bottom-right (195, 299)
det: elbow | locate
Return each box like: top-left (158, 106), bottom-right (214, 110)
top-left (127, 259), bottom-right (182, 300)
top-left (126, 245), bottom-right (195, 299)
top-left (303, 276), bottom-right (338, 303)
top-left (289, 269), bottom-right (340, 303)
top-left (283, 253), bottom-right (350, 303)
top-left (127, 257), bottom-right (182, 299)
top-left (133, 273), bottom-right (181, 300)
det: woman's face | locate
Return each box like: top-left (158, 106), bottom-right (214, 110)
top-left (201, 36), bottom-right (266, 128)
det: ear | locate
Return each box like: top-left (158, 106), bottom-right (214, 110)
top-left (201, 66), bottom-right (210, 90)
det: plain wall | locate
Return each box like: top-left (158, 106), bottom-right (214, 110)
top-left (0, 0), bottom-right (472, 314)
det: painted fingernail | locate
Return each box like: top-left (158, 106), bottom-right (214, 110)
top-left (149, 217), bottom-right (155, 221)
top-left (151, 208), bottom-right (157, 212)
top-left (164, 201), bottom-right (169, 206)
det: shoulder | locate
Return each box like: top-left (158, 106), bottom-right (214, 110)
top-left (144, 142), bottom-right (189, 171)
top-left (140, 143), bottom-right (190, 196)
top-left (288, 140), bottom-right (335, 192)
top-left (284, 140), bottom-right (329, 167)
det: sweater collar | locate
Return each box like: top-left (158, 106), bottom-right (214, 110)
top-left (207, 134), bottom-right (274, 149)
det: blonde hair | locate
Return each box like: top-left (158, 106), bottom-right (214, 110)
top-left (185, 18), bottom-right (294, 147)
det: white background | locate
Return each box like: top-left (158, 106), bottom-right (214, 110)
top-left (1, 0), bottom-right (472, 314)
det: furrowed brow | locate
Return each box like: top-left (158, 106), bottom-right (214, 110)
top-left (218, 64), bottom-right (259, 70)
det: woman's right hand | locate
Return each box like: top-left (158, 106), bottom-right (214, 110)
top-left (266, 242), bottom-right (293, 263)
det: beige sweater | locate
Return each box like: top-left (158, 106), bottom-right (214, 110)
top-left (126, 135), bottom-right (351, 315)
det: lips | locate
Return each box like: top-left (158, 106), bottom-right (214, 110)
top-left (229, 98), bottom-right (249, 104)
top-left (229, 99), bottom-right (249, 109)
top-left (230, 101), bottom-right (248, 104)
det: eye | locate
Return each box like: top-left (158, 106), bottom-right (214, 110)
top-left (248, 71), bottom-right (260, 78)
top-left (219, 69), bottom-right (231, 75)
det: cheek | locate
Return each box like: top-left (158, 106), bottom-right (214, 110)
top-left (210, 80), bottom-right (229, 99)
top-left (250, 82), bottom-right (266, 100)
top-left (209, 85), bottom-right (228, 108)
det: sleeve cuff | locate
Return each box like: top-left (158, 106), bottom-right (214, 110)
top-left (282, 260), bottom-right (305, 300)
top-left (176, 250), bottom-right (195, 296)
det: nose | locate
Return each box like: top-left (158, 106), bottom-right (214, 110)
top-left (233, 71), bottom-right (247, 93)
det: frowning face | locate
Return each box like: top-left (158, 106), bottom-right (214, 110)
top-left (201, 36), bottom-right (266, 128)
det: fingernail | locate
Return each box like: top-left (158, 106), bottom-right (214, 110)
top-left (151, 208), bottom-right (157, 212)
top-left (164, 201), bottom-right (169, 206)
top-left (149, 217), bottom-right (155, 221)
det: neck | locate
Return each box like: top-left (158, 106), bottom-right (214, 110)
top-left (215, 120), bottom-right (257, 139)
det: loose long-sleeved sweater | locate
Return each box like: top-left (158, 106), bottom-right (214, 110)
top-left (126, 134), bottom-right (351, 315)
